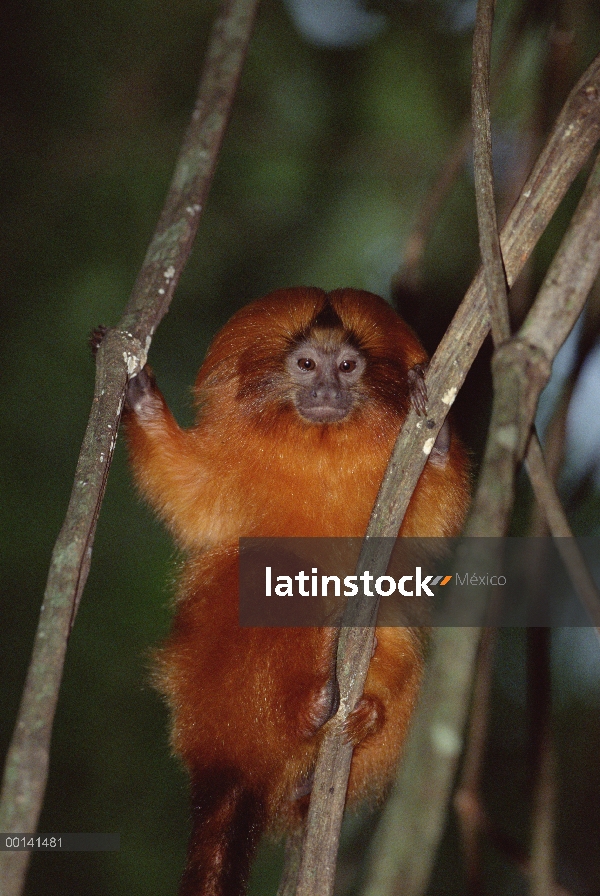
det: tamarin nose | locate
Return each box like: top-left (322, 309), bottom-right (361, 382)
top-left (311, 384), bottom-right (342, 403)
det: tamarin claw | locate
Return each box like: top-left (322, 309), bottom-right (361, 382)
top-left (89, 324), bottom-right (108, 356)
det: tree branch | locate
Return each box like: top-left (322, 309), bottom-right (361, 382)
top-left (297, 49), bottom-right (600, 896)
top-left (396, 0), bottom-right (538, 291)
top-left (0, 3), bottom-right (259, 895)
top-left (370, 114), bottom-right (600, 896)
top-left (470, 148), bottom-right (600, 538)
top-left (472, 0), bottom-right (510, 344)
top-left (454, 626), bottom-right (497, 896)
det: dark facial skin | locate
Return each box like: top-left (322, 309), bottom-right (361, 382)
top-left (285, 337), bottom-right (366, 424)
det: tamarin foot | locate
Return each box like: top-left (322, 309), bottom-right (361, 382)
top-left (125, 366), bottom-right (160, 416)
top-left (298, 675), bottom-right (340, 739)
top-left (342, 694), bottom-right (385, 746)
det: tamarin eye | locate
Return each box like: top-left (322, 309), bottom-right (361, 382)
top-left (298, 358), bottom-right (316, 371)
top-left (339, 359), bottom-right (356, 373)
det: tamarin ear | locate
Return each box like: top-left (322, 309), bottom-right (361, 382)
top-left (124, 286), bottom-right (471, 896)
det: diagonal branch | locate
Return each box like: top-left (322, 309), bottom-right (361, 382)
top-left (296, 49), bottom-right (600, 896)
top-left (471, 149), bottom-right (600, 538)
top-left (373, 52), bottom-right (600, 545)
top-left (371, 135), bottom-right (600, 896)
top-left (0, 4), bottom-right (259, 896)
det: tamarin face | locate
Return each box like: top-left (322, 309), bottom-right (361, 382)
top-left (284, 334), bottom-right (366, 424)
top-left (282, 298), bottom-right (366, 424)
top-left (204, 289), bottom-right (429, 433)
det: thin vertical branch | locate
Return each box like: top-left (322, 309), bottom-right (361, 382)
top-left (469, 149), bottom-right (600, 539)
top-left (276, 825), bottom-right (304, 896)
top-left (527, 627), bottom-right (555, 896)
top-left (452, 3), bottom-right (542, 880)
top-left (396, 0), bottom-right (538, 292)
top-left (453, 627), bottom-right (497, 896)
top-left (376, 53), bottom-right (600, 550)
top-left (396, 120), bottom-right (472, 290)
top-left (526, 439), bottom-right (600, 634)
top-left (361, 626), bottom-right (484, 896)
top-left (530, 733), bottom-right (557, 895)
top-left (471, 3), bottom-right (600, 608)
top-left (359, 49), bottom-right (600, 896)
top-left (472, 0), bottom-right (511, 344)
top-left (0, 4), bottom-right (259, 896)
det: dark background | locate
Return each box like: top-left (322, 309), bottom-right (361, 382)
top-left (1, 0), bottom-right (600, 893)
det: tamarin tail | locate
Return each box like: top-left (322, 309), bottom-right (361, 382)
top-left (179, 770), bottom-right (268, 896)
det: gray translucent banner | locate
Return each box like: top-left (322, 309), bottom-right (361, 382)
top-left (238, 537), bottom-right (600, 627)
top-left (0, 834), bottom-right (120, 851)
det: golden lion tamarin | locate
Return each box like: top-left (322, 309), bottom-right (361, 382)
top-left (123, 287), bottom-right (470, 896)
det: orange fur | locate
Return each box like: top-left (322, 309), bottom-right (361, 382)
top-left (124, 287), bottom-right (470, 896)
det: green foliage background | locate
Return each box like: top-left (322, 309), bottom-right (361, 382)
top-left (1, 1), bottom-right (600, 893)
